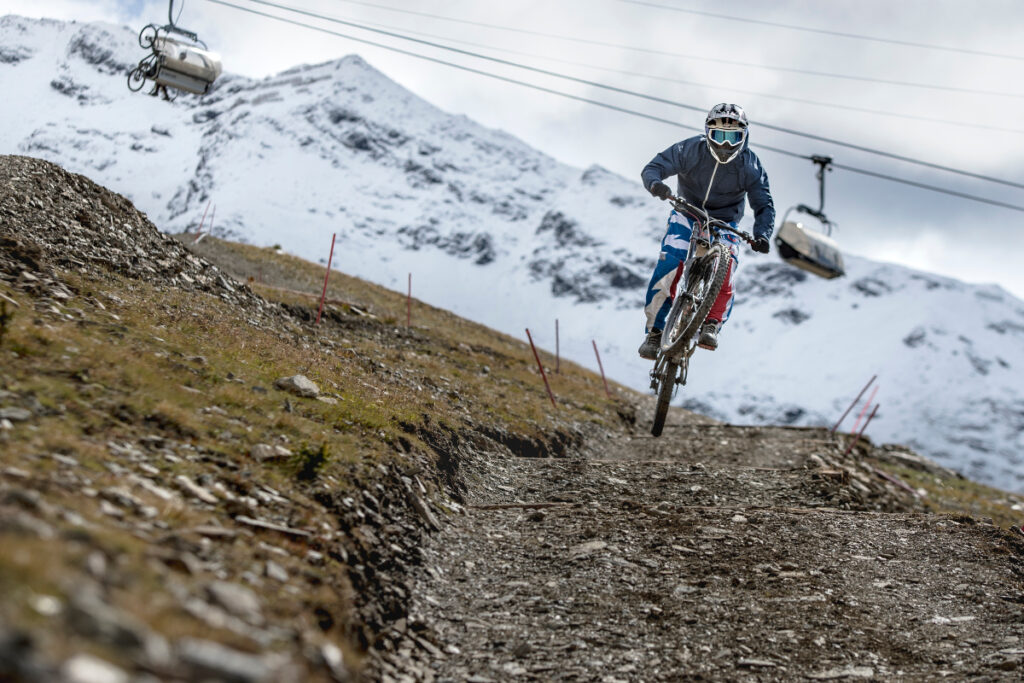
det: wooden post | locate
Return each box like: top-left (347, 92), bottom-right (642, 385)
top-left (593, 340), bottom-right (611, 398)
top-left (851, 385), bottom-right (879, 434)
top-left (555, 319), bottom-right (560, 374)
top-left (831, 374), bottom-right (877, 433)
top-left (196, 200), bottom-right (210, 234)
top-left (526, 328), bottom-right (556, 409)
top-left (315, 233), bottom-right (336, 325)
top-left (845, 404), bottom-right (880, 455)
top-left (194, 204), bottom-right (215, 244)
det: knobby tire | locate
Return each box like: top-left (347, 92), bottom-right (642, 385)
top-left (661, 243), bottom-right (730, 359)
top-left (651, 360), bottom-right (677, 437)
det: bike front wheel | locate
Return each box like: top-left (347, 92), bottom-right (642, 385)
top-left (651, 360), bottom-right (677, 437)
top-left (661, 243), bottom-right (730, 359)
top-left (127, 66), bottom-right (147, 92)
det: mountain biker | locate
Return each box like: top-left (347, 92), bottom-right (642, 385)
top-left (637, 103), bottom-right (775, 360)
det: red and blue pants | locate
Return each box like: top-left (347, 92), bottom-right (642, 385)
top-left (643, 210), bottom-right (740, 333)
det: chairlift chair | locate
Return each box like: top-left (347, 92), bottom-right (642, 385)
top-left (775, 155), bottom-right (845, 279)
top-left (128, 1), bottom-right (222, 98)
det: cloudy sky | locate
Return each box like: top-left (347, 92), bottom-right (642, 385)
top-left (9, 0), bottom-right (1024, 295)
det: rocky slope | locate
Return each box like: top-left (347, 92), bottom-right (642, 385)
top-left (3, 156), bottom-right (1024, 682)
top-left (0, 154), bottom-right (633, 681)
top-left (2, 15), bottom-right (1023, 493)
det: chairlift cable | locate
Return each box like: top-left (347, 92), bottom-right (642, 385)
top-left (224, 0), bottom-right (1024, 190)
top-left (170, 0), bottom-right (185, 27)
top-left (354, 16), bottom-right (1024, 136)
top-left (279, 0), bottom-right (1024, 99)
top-left (619, 0), bottom-right (1024, 62)
top-left (201, 0), bottom-right (1024, 214)
top-left (831, 163), bottom-right (1024, 214)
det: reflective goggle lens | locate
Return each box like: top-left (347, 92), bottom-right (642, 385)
top-left (709, 128), bottom-right (744, 145)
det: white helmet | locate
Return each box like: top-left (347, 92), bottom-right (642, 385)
top-left (705, 103), bottom-right (748, 164)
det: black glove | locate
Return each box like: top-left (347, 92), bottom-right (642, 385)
top-left (649, 181), bottom-right (672, 200)
top-left (752, 237), bottom-right (771, 254)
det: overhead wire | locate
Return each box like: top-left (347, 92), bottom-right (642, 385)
top-left (301, 0), bottom-right (1024, 99)
top-left (831, 163), bottom-right (1024, 213)
top-left (620, 0), bottom-right (1024, 62)
top-left (201, 0), bottom-right (1024, 214)
top-left (221, 0), bottom-right (1024, 191)
top-left (171, 0), bottom-right (185, 25)
top-left (354, 15), bottom-right (1024, 136)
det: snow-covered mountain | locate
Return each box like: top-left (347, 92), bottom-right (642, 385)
top-left (3, 16), bottom-right (1023, 490)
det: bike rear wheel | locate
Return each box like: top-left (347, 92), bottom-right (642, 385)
top-left (651, 360), bottom-right (677, 437)
top-left (661, 243), bottom-right (730, 359)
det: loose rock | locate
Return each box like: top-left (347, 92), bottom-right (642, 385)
top-left (0, 408), bottom-right (31, 422)
top-left (177, 638), bottom-right (273, 683)
top-left (250, 444), bottom-right (292, 462)
top-left (61, 654), bottom-right (128, 683)
top-left (206, 581), bottom-right (263, 625)
top-left (273, 375), bottom-right (320, 398)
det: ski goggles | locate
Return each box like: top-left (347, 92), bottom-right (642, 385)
top-left (708, 128), bottom-right (745, 146)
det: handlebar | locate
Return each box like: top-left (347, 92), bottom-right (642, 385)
top-left (660, 192), bottom-right (756, 247)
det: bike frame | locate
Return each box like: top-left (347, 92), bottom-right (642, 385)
top-left (650, 194), bottom-right (755, 386)
top-left (667, 194), bottom-right (755, 250)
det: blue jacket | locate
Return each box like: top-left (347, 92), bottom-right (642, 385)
top-left (641, 135), bottom-right (775, 240)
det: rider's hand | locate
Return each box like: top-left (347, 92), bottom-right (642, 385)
top-left (752, 237), bottom-right (771, 254)
top-left (649, 182), bottom-right (672, 200)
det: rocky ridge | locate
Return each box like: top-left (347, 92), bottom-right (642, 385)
top-left (3, 157), bottom-right (1024, 683)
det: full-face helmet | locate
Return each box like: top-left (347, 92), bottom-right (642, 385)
top-left (705, 103), bottom-right (748, 164)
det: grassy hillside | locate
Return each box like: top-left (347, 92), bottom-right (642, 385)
top-left (0, 155), bottom-right (635, 681)
top-left (1, 155), bottom-right (1021, 680)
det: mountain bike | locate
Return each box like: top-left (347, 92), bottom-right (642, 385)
top-left (650, 193), bottom-right (755, 437)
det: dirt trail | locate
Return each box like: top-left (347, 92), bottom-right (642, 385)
top-left (398, 407), bottom-right (1024, 681)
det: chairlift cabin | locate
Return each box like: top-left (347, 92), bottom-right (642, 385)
top-left (128, 1), bottom-right (222, 99)
top-left (775, 155), bottom-right (845, 279)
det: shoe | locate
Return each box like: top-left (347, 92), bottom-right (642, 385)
top-left (698, 322), bottom-right (719, 350)
top-left (638, 329), bottom-right (662, 360)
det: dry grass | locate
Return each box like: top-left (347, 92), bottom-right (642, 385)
top-left (0, 239), bottom-right (636, 676)
top-left (874, 461), bottom-right (1024, 529)
top-left (188, 237), bottom-right (631, 428)
top-left (5, 233), bottom-right (1020, 678)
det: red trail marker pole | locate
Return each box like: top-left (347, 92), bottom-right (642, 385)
top-left (196, 200), bottom-right (210, 234)
top-left (831, 374), bottom-right (877, 433)
top-left (592, 340), bottom-right (611, 399)
top-left (194, 204), bottom-right (215, 244)
top-left (526, 328), bottom-right (557, 409)
top-left (315, 233), bottom-right (336, 326)
top-left (555, 319), bottom-right (560, 374)
top-left (845, 404), bottom-right (879, 455)
top-left (851, 385), bottom-right (879, 434)
top-left (407, 273), bottom-right (412, 328)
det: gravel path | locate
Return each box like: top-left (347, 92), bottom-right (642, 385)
top-left (401, 408), bottom-right (1024, 681)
